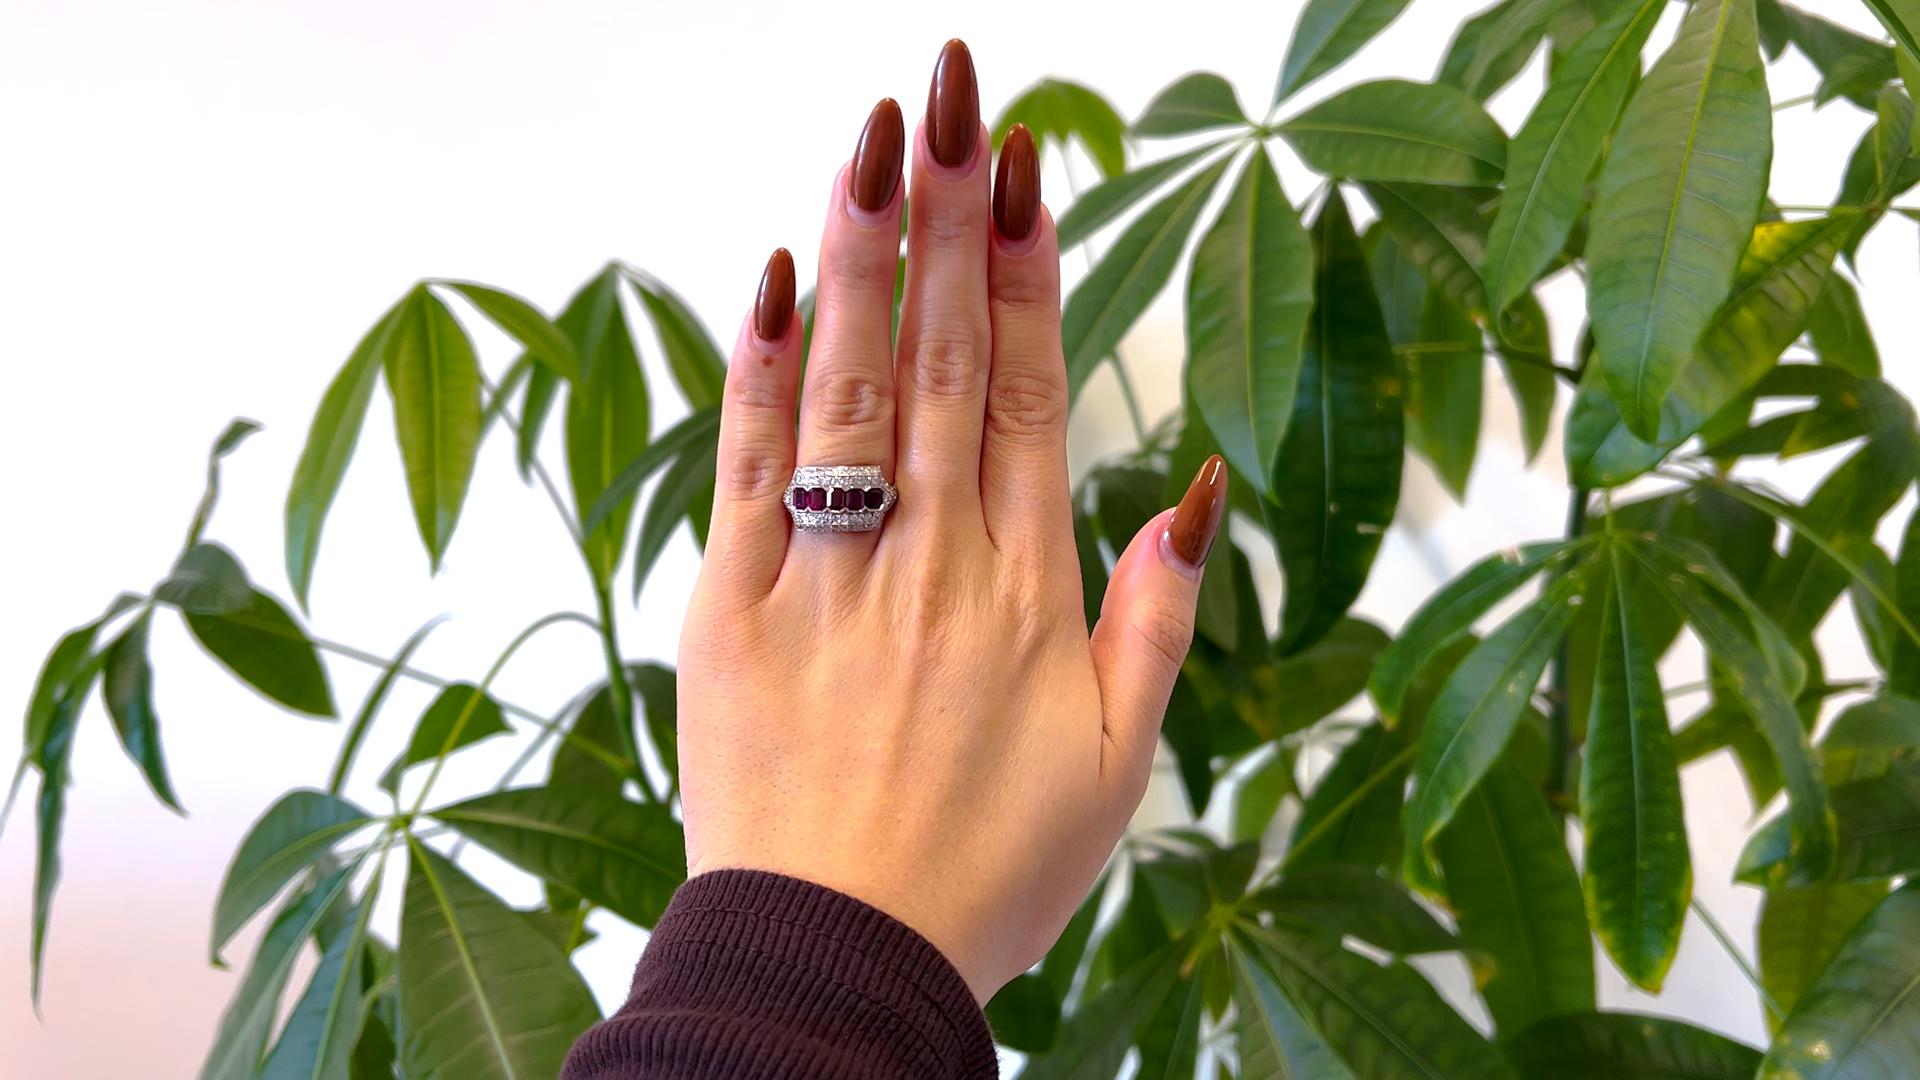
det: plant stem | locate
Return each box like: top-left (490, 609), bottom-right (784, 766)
top-left (406, 611), bottom-right (601, 817)
top-left (1691, 897), bottom-right (1783, 1023)
top-left (479, 372), bottom-right (584, 547)
top-left (1256, 742), bottom-right (1419, 890)
top-left (593, 580), bottom-right (658, 804)
top-left (1772, 92), bottom-right (1816, 111)
top-left (0, 755), bottom-right (27, 841)
top-left (1544, 487), bottom-right (1590, 812)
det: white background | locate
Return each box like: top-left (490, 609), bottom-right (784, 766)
top-left (3, 1), bottom-right (1916, 1075)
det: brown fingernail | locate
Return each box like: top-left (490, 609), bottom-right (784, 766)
top-left (926, 38), bottom-right (979, 169)
top-left (993, 123), bottom-right (1040, 242)
top-left (754, 248), bottom-right (795, 343)
top-left (1167, 455), bottom-right (1228, 568)
top-left (850, 98), bottom-right (905, 213)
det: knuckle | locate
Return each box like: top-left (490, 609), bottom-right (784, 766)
top-left (807, 369), bottom-right (892, 428)
top-left (821, 250), bottom-right (897, 297)
top-left (726, 371), bottom-right (784, 414)
top-left (723, 438), bottom-right (788, 497)
top-left (986, 371), bottom-right (1067, 442)
top-left (908, 334), bottom-right (984, 400)
top-left (919, 200), bottom-right (985, 247)
top-left (990, 273), bottom-right (1058, 313)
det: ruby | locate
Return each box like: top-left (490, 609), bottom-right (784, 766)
top-left (845, 488), bottom-right (865, 511)
top-left (806, 487), bottom-right (828, 511)
top-left (790, 486), bottom-right (806, 508)
top-left (829, 488), bottom-right (846, 510)
top-left (866, 487), bottom-right (886, 509)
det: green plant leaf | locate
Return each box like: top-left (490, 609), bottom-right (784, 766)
top-left (1483, 0), bottom-right (1663, 318)
top-left (1267, 188), bottom-right (1403, 656)
top-left (1492, 294), bottom-right (1557, 461)
top-left (986, 971), bottom-right (1061, 1054)
top-left (514, 361), bottom-right (561, 480)
top-left (1288, 722), bottom-right (1409, 873)
top-left (625, 268), bottom-right (726, 409)
top-left (1233, 747), bottom-right (1298, 844)
top-left (1759, 881), bottom-right (1920, 1078)
top-left (210, 790), bottom-right (370, 964)
top-left (286, 301), bottom-right (400, 608)
top-left (1056, 142), bottom-right (1231, 249)
top-left (1580, 546), bottom-right (1690, 992)
top-left (398, 841), bottom-right (601, 1080)
top-left (1064, 155), bottom-right (1234, 401)
top-left (1275, 0), bottom-right (1417, 105)
top-left (1248, 865), bottom-right (1457, 954)
top-left (185, 588), bottom-right (336, 717)
top-left (1361, 181), bottom-right (1491, 321)
top-left (1405, 293), bottom-right (1483, 500)
top-left (1893, 513), bottom-right (1920, 699)
top-left (154, 542), bottom-right (253, 615)
top-left (1134, 72), bottom-right (1250, 137)
top-left (994, 77), bottom-right (1129, 178)
top-left (1241, 924), bottom-right (1518, 1078)
top-left (1435, 762), bottom-right (1596, 1037)
top-left (378, 684), bottom-right (510, 795)
top-left (1758, 434), bottom-right (1920, 642)
top-left (1627, 537), bottom-right (1835, 883)
top-left (582, 406), bottom-right (721, 535)
top-left (198, 865), bottom-right (358, 1080)
top-left (100, 613), bottom-right (181, 813)
top-left (1809, 273), bottom-right (1882, 377)
top-left (1404, 570), bottom-right (1585, 888)
top-left (1506, 1012), bottom-right (1763, 1078)
top-left (1229, 933), bottom-right (1354, 1079)
top-left (1134, 956), bottom-right (1207, 1080)
top-left (1738, 761), bottom-right (1920, 885)
top-left (185, 417), bottom-right (262, 549)
top-left (260, 885), bottom-right (376, 1080)
top-left (437, 280), bottom-right (578, 382)
top-left (1759, 881), bottom-right (1891, 1035)
top-left (562, 268), bottom-right (652, 586)
top-left (1185, 146), bottom-right (1312, 496)
top-left (1371, 542), bottom-right (1578, 723)
top-left (328, 617), bottom-right (447, 796)
top-left (1825, 696), bottom-right (1920, 750)
top-left (1567, 215), bottom-right (1850, 488)
top-left (1274, 618), bottom-right (1392, 731)
top-left (1279, 79), bottom-right (1508, 186)
top-left (1022, 943), bottom-right (1183, 1080)
top-left (428, 786), bottom-right (685, 928)
top-left (632, 428), bottom-right (717, 599)
top-left (1438, 0), bottom-right (1555, 102)
top-left (383, 287), bottom-right (483, 570)
top-left (1587, 0), bottom-right (1772, 440)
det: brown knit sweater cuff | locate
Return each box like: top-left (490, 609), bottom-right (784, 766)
top-left (562, 869), bottom-right (999, 1079)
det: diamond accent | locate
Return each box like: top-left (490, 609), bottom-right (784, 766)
top-left (785, 465), bottom-right (896, 532)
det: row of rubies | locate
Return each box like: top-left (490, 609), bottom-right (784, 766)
top-left (789, 485), bottom-right (887, 512)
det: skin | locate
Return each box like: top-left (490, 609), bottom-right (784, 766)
top-left (679, 39), bottom-right (1226, 1004)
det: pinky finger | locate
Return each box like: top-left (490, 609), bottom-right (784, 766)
top-left (704, 247), bottom-right (802, 600)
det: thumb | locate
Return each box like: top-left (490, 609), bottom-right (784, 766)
top-left (1089, 455), bottom-right (1228, 800)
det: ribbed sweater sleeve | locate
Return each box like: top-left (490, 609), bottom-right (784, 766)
top-left (562, 869), bottom-right (1000, 1079)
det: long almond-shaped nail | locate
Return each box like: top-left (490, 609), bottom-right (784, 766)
top-left (851, 98), bottom-right (905, 213)
top-left (993, 123), bottom-right (1040, 242)
top-left (926, 38), bottom-right (979, 168)
top-left (1166, 455), bottom-right (1228, 568)
top-left (754, 248), bottom-right (795, 343)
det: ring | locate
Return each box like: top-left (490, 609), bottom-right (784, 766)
top-left (785, 465), bottom-right (896, 533)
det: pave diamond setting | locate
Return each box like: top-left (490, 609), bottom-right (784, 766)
top-left (785, 465), bottom-right (896, 532)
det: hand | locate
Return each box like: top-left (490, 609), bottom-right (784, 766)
top-left (676, 38), bottom-right (1228, 1002)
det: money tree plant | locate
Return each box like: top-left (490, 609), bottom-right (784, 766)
top-left (17, 0), bottom-right (1920, 1076)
